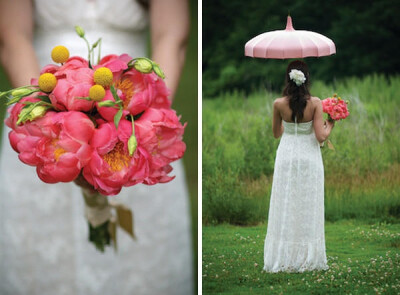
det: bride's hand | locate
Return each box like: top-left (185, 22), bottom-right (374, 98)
top-left (325, 119), bottom-right (335, 128)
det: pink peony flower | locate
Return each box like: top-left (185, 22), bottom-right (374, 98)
top-left (135, 108), bottom-right (186, 185)
top-left (82, 119), bottom-right (149, 195)
top-left (55, 56), bottom-right (89, 77)
top-left (6, 97), bottom-right (53, 165)
top-left (49, 67), bottom-right (95, 111)
top-left (97, 69), bottom-right (171, 122)
top-left (95, 54), bottom-right (130, 79)
top-left (34, 111), bottom-right (95, 183)
top-left (37, 56), bottom-right (89, 80)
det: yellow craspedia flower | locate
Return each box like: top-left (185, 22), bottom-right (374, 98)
top-left (93, 67), bottom-right (113, 87)
top-left (51, 45), bottom-right (70, 63)
top-left (89, 85), bottom-right (106, 101)
top-left (38, 73), bottom-right (57, 92)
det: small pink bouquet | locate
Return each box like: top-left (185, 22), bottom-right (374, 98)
top-left (1, 27), bottom-right (186, 251)
top-left (321, 94), bottom-right (350, 121)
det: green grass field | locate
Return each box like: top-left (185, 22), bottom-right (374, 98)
top-left (203, 75), bottom-right (400, 225)
top-left (203, 221), bottom-right (400, 294)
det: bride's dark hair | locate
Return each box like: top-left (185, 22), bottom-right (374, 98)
top-left (283, 60), bottom-right (311, 122)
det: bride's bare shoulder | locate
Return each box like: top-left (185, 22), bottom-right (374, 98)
top-left (273, 97), bottom-right (287, 107)
top-left (310, 96), bottom-right (321, 101)
top-left (310, 96), bottom-right (322, 106)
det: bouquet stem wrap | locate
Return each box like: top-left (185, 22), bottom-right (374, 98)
top-left (82, 188), bottom-right (112, 227)
top-left (81, 188), bottom-right (135, 251)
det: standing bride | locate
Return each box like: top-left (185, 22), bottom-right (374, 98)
top-left (0, 0), bottom-right (193, 294)
top-left (263, 60), bottom-right (334, 272)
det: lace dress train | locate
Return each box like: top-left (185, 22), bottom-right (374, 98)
top-left (263, 120), bottom-right (328, 272)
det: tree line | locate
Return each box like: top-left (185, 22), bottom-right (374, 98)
top-left (203, 0), bottom-right (399, 98)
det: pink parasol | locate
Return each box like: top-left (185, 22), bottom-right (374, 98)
top-left (245, 16), bottom-right (336, 59)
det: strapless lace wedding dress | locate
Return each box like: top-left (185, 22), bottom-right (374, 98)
top-left (263, 119), bottom-right (328, 272)
top-left (0, 1), bottom-right (193, 294)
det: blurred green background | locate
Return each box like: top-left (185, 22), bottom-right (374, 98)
top-left (0, 0), bottom-right (198, 290)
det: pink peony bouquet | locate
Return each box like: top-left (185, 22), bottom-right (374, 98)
top-left (321, 94), bottom-right (350, 121)
top-left (1, 27), bottom-right (186, 251)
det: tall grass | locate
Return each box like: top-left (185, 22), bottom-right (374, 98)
top-left (203, 74), bottom-right (400, 224)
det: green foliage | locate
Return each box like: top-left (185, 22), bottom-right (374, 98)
top-left (203, 74), bottom-right (400, 225)
top-left (203, 221), bottom-right (400, 294)
top-left (203, 0), bottom-right (400, 97)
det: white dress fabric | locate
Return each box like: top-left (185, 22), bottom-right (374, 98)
top-left (263, 119), bottom-right (328, 272)
top-left (0, 1), bottom-right (193, 294)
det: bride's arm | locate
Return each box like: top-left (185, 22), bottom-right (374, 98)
top-left (272, 99), bottom-right (284, 138)
top-left (149, 0), bottom-right (190, 101)
top-left (313, 98), bottom-right (334, 143)
top-left (0, 0), bottom-right (40, 87)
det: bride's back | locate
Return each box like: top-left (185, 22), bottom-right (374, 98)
top-left (275, 96), bottom-right (320, 123)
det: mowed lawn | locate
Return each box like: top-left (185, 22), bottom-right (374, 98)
top-left (202, 220), bottom-right (400, 294)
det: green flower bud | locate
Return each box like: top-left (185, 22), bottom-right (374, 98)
top-left (17, 105), bottom-right (48, 125)
top-left (92, 38), bottom-right (101, 49)
top-left (133, 58), bottom-right (153, 73)
top-left (75, 26), bottom-right (85, 38)
top-left (128, 135), bottom-right (137, 156)
top-left (11, 88), bottom-right (33, 97)
top-left (29, 105), bottom-right (48, 120)
top-left (153, 64), bottom-right (165, 79)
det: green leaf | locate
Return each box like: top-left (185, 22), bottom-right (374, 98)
top-left (76, 96), bottom-right (92, 101)
top-left (37, 95), bottom-right (51, 104)
top-left (17, 102), bottom-right (40, 125)
top-left (6, 95), bottom-right (23, 106)
top-left (114, 108), bottom-right (123, 129)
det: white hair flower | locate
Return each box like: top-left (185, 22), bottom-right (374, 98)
top-left (289, 69), bottom-right (306, 86)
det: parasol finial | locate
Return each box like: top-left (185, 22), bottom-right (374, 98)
top-left (285, 16), bottom-right (295, 31)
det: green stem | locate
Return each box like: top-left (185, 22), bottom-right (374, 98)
top-left (97, 39), bottom-right (102, 64)
top-left (82, 37), bottom-right (92, 65)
